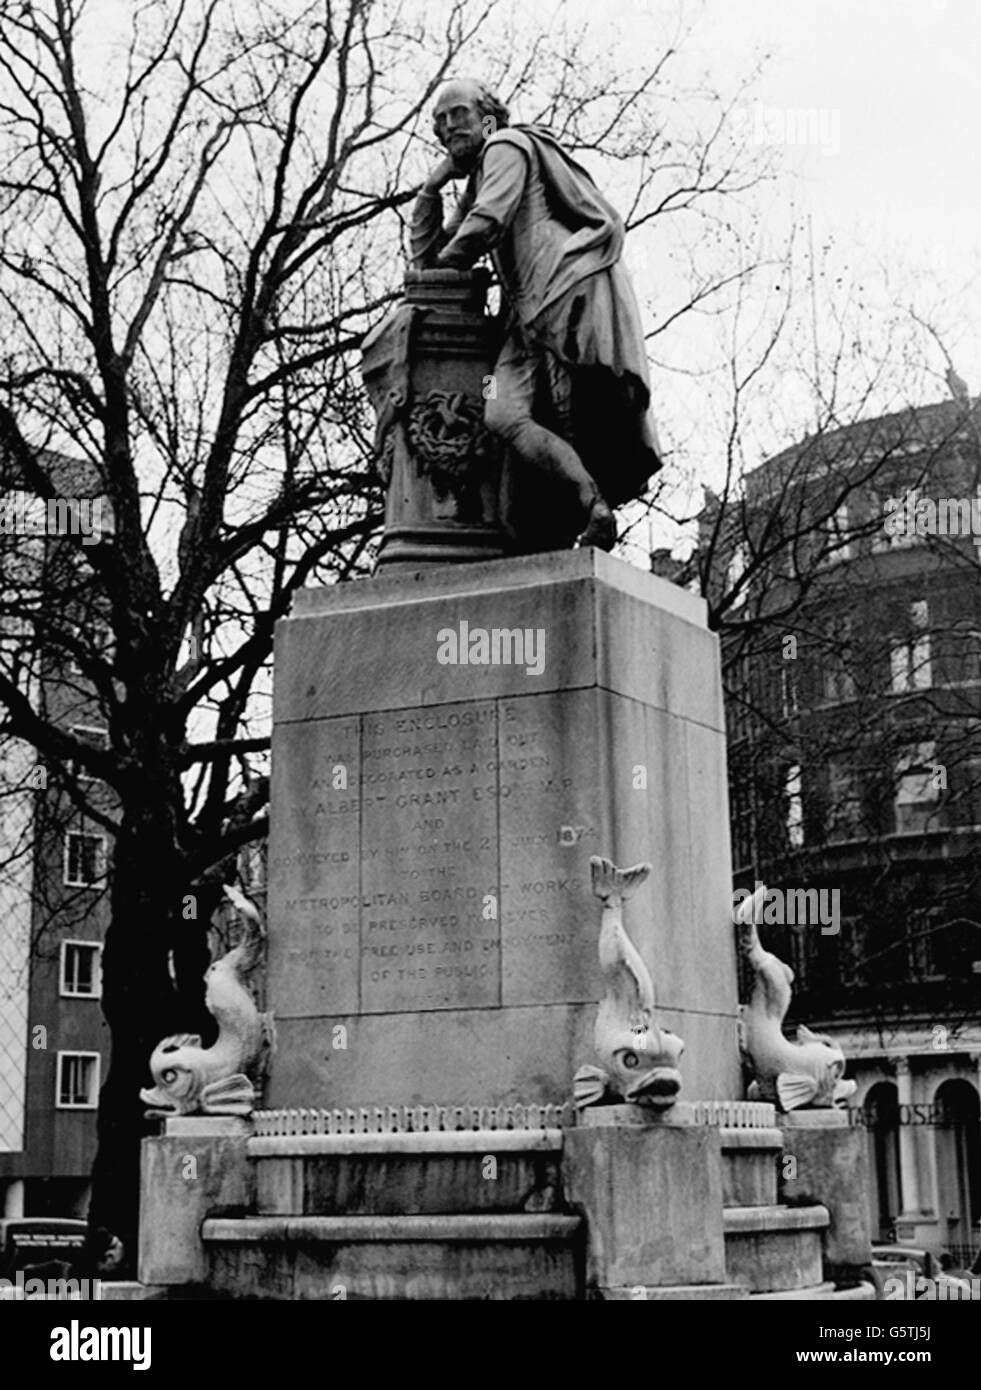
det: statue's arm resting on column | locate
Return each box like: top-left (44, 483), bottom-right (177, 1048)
top-left (410, 182), bottom-right (468, 268)
top-left (433, 143), bottom-right (528, 270)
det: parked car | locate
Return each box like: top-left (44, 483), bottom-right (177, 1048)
top-left (0, 1218), bottom-right (87, 1280)
top-left (870, 1243), bottom-right (979, 1299)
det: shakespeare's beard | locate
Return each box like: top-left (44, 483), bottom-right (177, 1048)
top-left (445, 131), bottom-right (484, 175)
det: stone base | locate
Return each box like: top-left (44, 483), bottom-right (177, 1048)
top-left (98, 1282), bottom-right (169, 1301)
top-left (721, 1128), bottom-right (783, 1206)
top-left (250, 1128), bottom-right (563, 1217)
top-left (138, 1131), bottom-right (253, 1286)
top-left (564, 1119), bottom-right (728, 1290)
top-left (204, 1214), bottom-right (583, 1300)
top-left (724, 1204), bottom-right (829, 1294)
top-left (779, 1107), bottom-right (849, 1129)
top-left (164, 1116), bottom-right (252, 1137)
top-left (597, 1283), bottom-right (749, 1300)
top-left (752, 1280), bottom-right (877, 1301)
top-left (577, 1102), bottom-right (698, 1127)
top-left (778, 1113), bottom-right (873, 1269)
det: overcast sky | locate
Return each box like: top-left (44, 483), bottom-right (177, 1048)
top-left (703, 0), bottom-right (976, 254)
top-left (608, 0), bottom-right (981, 554)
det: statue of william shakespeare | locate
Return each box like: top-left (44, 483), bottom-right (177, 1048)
top-left (410, 79), bottom-right (662, 551)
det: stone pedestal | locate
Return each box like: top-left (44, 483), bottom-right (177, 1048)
top-left (778, 1110), bottom-right (873, 1280)
top-left (362, 269), bottom-right (514, 570)
top-left (137, 1118), bottom-right (253, 1286)
top-left (564, 1110), bottom-right (744, 1298)
top-left (266, 549), bottom-right (740, 1110)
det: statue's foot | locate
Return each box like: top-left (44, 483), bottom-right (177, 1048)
top-left (577, 496), bottom-right (616, 551)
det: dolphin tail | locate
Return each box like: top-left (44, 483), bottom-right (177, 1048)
top-left (573, 1063), bottom-right (612, 1109)
top-left (156, 1032), bottom-right (202, 1054)
top-left (199, 1073), bottom-right (256, 1116)
top-left (250, 1012), bottom-right (277, 1089)
top-left (734, 883), bottom-right (768, 958)
top-left (590, 856), bottom-right (651, 903)
top-left (223, 884), bottom-right (264, 973)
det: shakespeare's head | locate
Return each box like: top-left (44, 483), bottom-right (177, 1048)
top-left (432, 78), bottom-right (510, 174)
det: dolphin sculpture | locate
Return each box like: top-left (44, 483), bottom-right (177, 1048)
top-left (140, 885), bottom-right (274, 1118)
top-left (573, 856), bottom-right (684, 1110)
top-left (736, 882), bottom-right (855, 1111)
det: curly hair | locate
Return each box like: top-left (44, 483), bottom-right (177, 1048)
top-left (432, 80), bottom-right (511, 140)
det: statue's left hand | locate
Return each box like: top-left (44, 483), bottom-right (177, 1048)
top-left (422, 156), bottom-right (457, 193)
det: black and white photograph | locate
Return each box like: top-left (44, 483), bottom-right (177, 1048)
top-left (0, 0), bottom-right (978, 1355)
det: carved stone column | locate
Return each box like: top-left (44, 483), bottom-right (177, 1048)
top-left (361, 268), bottom-right (514, 570)
top-left (894, 1057), bottom-right (918, 1213)
top-left (893, 1054), bottom-right (931, 1244)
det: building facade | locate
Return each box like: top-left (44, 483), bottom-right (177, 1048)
top-left (702, 397), bottom-right (981, 1263)
top-left (0, 457), bottom-right (112, 1220)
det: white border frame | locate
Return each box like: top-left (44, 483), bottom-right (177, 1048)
top-left (59, 939), bottom-right (102, 998)
top-left (55, 1050), bottom-right (101, 1109)
top-left (62, 831), bottom-right (107, 888)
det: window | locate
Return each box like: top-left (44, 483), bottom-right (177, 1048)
top-left (894, 741), bottom-right (941, 834)
top-left (823, 661), bottom-right (856, 704)
top-left (60, 941), bottom-right (102, 998)
top-left (725, 544), bottom-right (748, 607)
top-left (872, 488), bottom-right (924, 553)
top-left (68, 726), bottom-right (109, 783)
top-left (827, 761), bottom-right (863, 842)
top-left (821, 618), bottom-right (855, 705)
top-left (947, 757), bottom-right (981, 829)
top-left (889, 601), bottom-right (932, 692)
top-left (785, 764), bottom-right (804, 848)
top-left (822, 503), bottom-right (854, 565)
top-left (63, 831), bottom-right (107, 887)
top-left (56, 1052), bottom-right (100, 1108)
top-left (781, 664), bottom-right (799, 718)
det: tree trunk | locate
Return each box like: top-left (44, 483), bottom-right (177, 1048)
top-left (86, 808), bottom-right (211, 1276)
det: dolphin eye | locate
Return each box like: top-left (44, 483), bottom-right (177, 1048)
top-left (622, 1051), bottom-right (639, 1069)
top-left (161, 1069), bottom-right (178, 1085)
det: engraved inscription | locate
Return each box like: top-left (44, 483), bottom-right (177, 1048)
top-left (360, 703), bottom-right (502, 1011)
top-left (268, 718), bottom-right (361, 1015)
top-left (499, 692), bottom-right (601, 1006)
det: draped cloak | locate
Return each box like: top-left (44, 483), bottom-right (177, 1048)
top-left (412, 124), bottom-right (662, 509)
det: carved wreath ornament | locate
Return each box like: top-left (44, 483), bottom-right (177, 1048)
top-left (407, 389), bottom-right (494, 499)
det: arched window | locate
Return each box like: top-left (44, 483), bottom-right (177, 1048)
top-left (933, 1079), bottom-right (981, 1266)
top-left (865, 1081), bottom-right (902, 1241)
